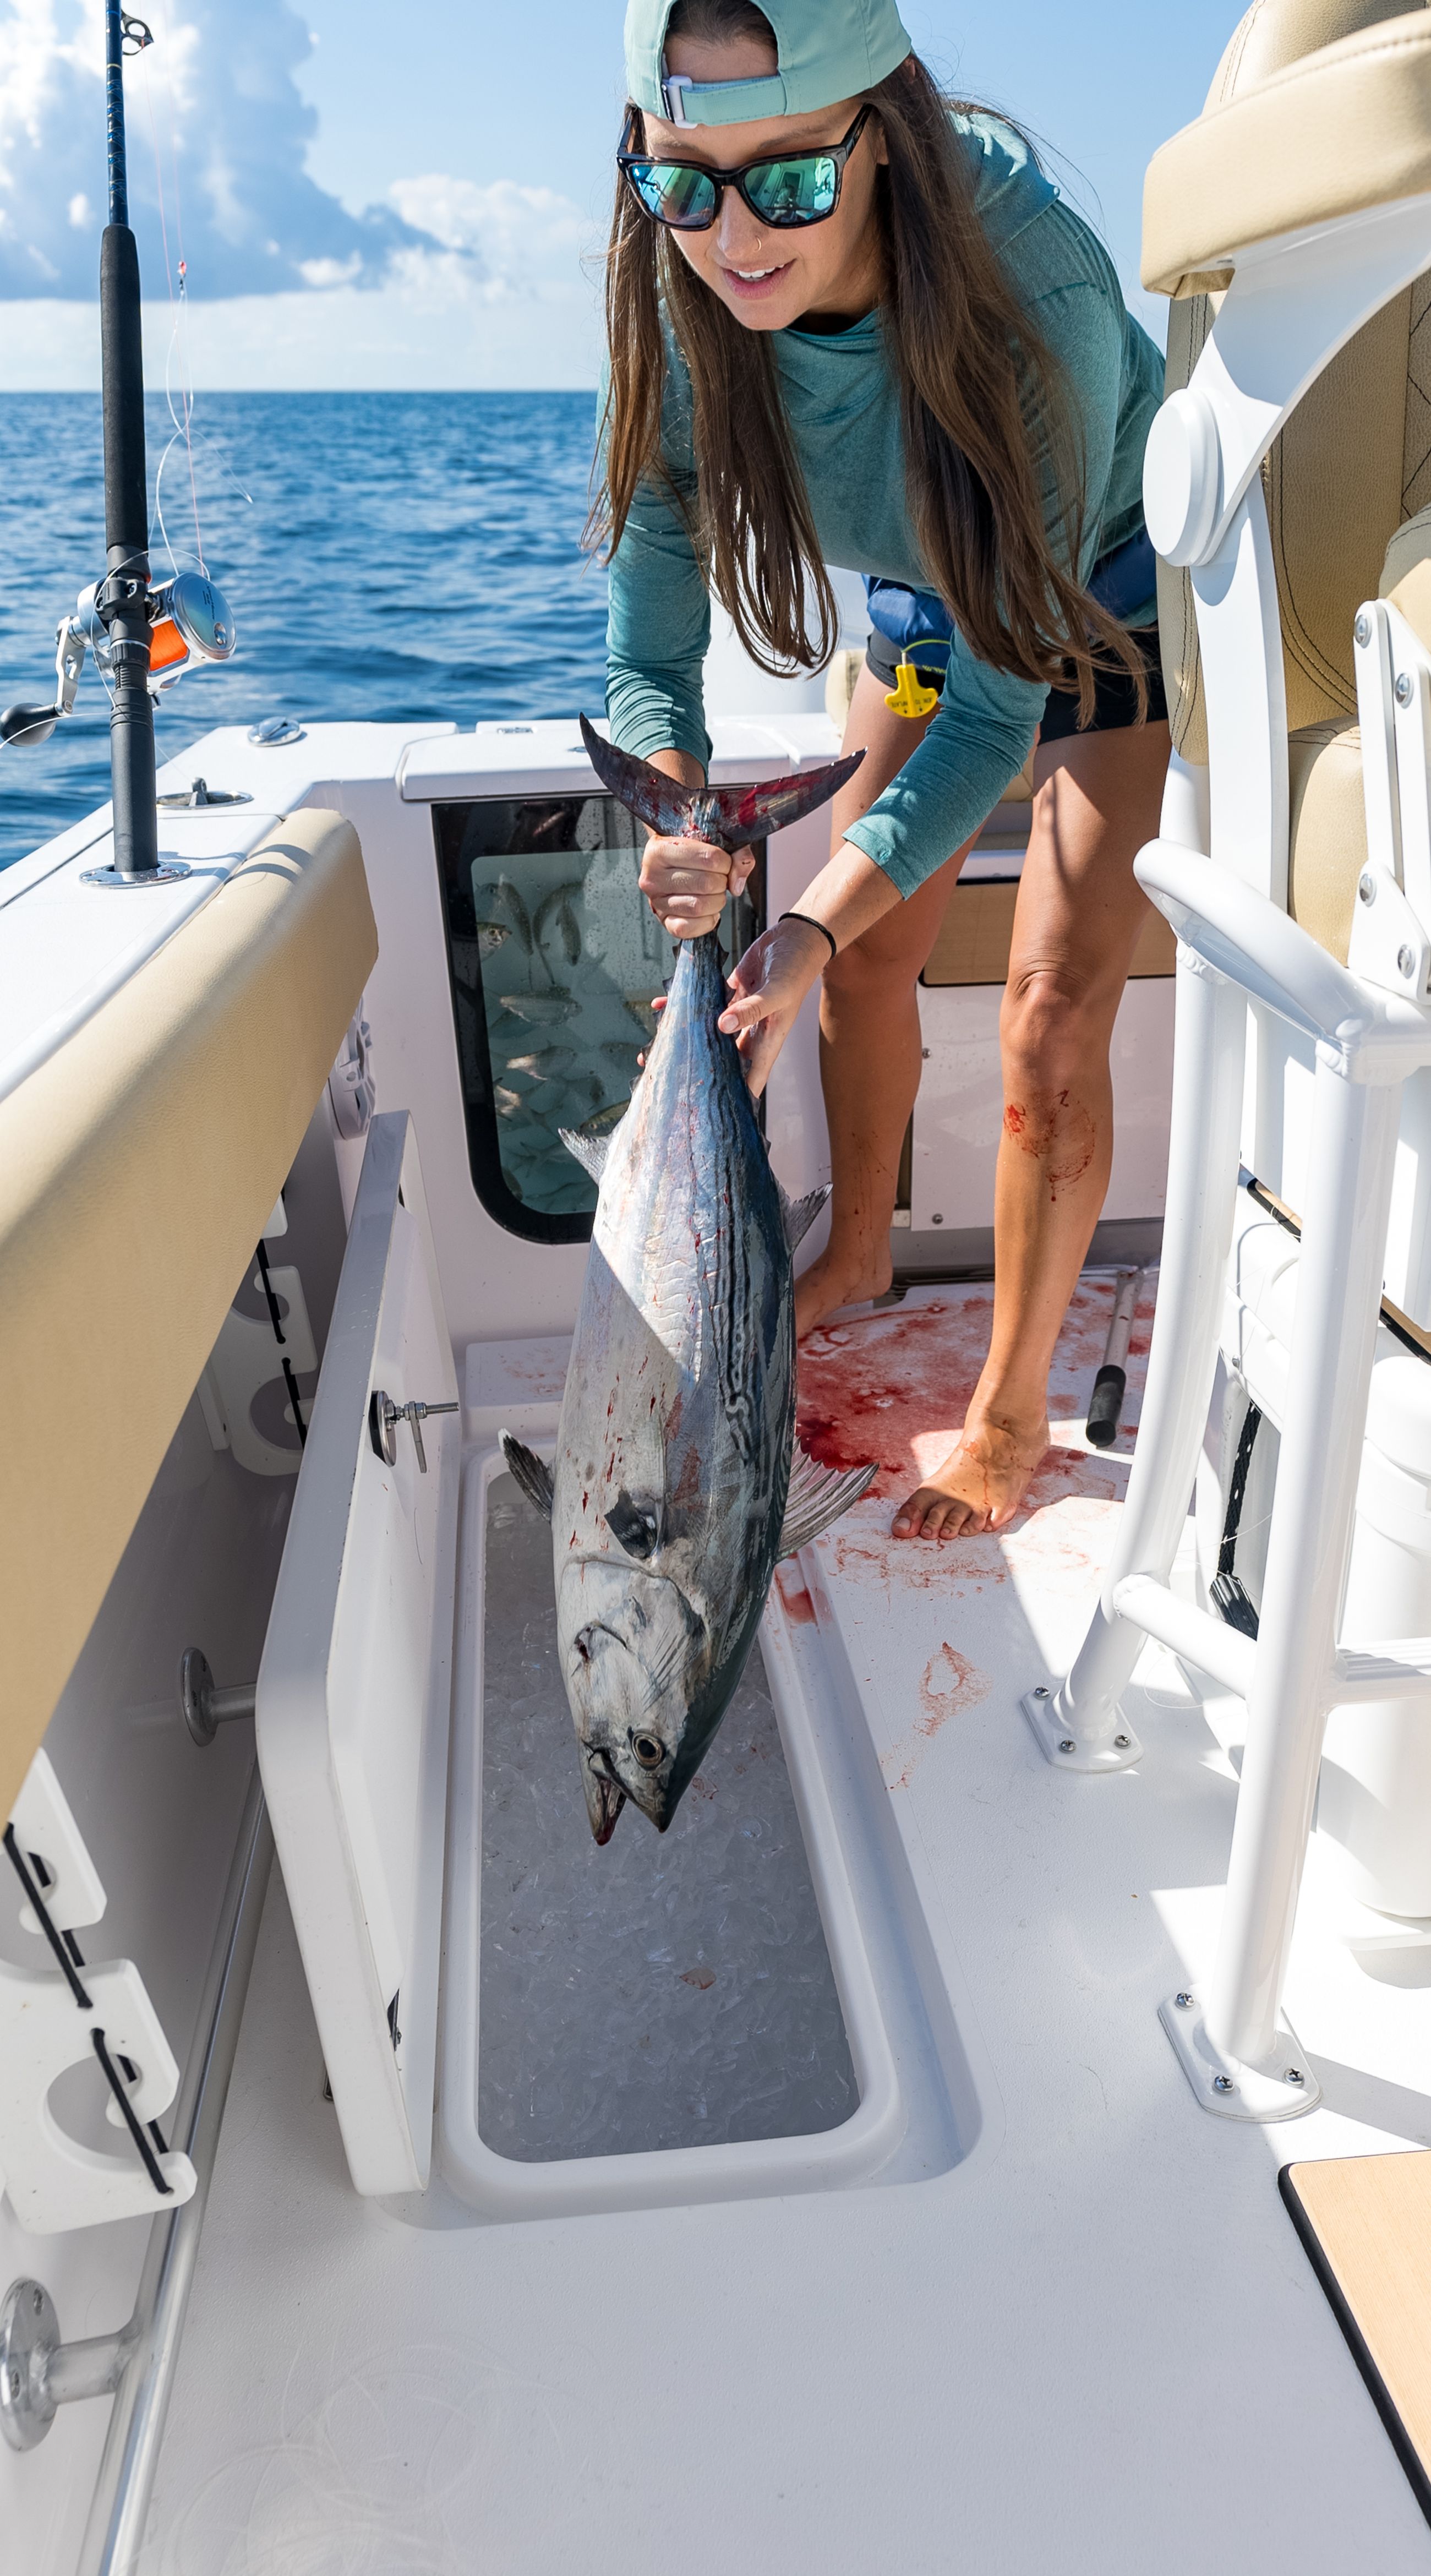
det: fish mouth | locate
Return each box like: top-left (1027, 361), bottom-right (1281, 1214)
top-left (583, 1749), bottom-right (627, 1846)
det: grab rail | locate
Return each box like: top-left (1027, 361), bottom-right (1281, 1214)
top-left (77, 1763), bottom-right (272, 2575)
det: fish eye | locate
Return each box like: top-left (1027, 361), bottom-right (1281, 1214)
top-left (630, 1731), bottom-right (665, 1771)
top-left (605, 1488), bottom-right (663, 1562)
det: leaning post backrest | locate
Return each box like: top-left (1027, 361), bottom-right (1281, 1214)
top-left (1157, 0), bottom-right (1431, 779)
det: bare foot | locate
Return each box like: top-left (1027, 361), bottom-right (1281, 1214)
top-left (891, 1412), bottom-right (1050, 1541)
top-left (795, 1242), bottom-right (894, 1341)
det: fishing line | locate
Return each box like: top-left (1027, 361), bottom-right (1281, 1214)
top-left (140, 4), bottom-right (207, 580)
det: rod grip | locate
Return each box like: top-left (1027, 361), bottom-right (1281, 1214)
top-left (100, 225), bottom-right (148, 559)
top-left (1085, 1364), bottom-right (1127, 1449)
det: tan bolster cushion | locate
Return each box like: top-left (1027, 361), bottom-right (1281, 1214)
top-left (0, 810), bottom-right (378, 1822)
top-left (1287, 719), bottom-right (1368, 959)
top-left (1383, 500), bottom-right (1431, 643)
top-left (1144, 12), bottom-right (1431, 299)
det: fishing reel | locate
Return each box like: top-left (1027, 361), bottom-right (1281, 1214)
top-left (0, 565), bottom-right (237, 750)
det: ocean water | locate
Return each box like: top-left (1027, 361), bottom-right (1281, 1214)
top-left (0, 390), bottom-right (607, 872)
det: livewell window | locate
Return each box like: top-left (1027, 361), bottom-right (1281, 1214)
top-left (434, 794), bottom-right (762, 1245)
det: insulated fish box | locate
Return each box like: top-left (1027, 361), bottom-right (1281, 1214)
top-left (256, 1114), bottom-right (972, 2219)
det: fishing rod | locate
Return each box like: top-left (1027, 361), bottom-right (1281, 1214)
top-left (99, 0), bottom-right (163, 880)
top-left (0, 2), bottom-right (237, 880)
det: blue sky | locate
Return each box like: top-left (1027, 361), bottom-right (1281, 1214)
top-left (1, 1), bottom-right (1238, 388)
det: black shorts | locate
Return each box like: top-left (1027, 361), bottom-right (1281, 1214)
top-left (862, 621), bottom-right (1168, 742)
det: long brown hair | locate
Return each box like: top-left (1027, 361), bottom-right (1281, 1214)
top-left (589, 6), bottom-right (1144, 719)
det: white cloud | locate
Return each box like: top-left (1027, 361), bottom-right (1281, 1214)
top-left (0, 168), bottom-right (602, 386)
top-left (0, 2), bottom-right (603, 381)
top-left (0, 0), bottom-right (438, 297)
top-left (388, 177), bottom-right (588, 293)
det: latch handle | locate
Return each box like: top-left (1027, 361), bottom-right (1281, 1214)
top-left (368, 1390), bottom-right (459, 1474)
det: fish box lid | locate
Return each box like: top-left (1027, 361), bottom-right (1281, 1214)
top-left (256, 1111), bottom-right (460, 2196)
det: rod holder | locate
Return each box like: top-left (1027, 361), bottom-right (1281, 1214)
top-left (178, 1647), bottom-right (256, 1750)
top-left (0, 2279), bottom-right (134, 2453)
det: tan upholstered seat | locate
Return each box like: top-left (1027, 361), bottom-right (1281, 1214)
top-left (1144, 5), bottom-right (1431, 301)
top-left (0, 809), bottom-right (378, 1820)
top-left (1149, 1), bottom-right (1431, 965)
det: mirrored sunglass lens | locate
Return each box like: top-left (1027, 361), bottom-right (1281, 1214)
top-left (627, 161), bottom-right (717, 226)
top-left (745, 151), bottom-right (838, 223)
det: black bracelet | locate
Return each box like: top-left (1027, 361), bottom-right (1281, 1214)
top-left (779, 909), bottom-right (838, 963)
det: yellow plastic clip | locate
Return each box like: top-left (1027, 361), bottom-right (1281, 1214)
top-left (883, 655), bottom-right (941, 720)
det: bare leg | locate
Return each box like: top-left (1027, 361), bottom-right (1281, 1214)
top-left (893, 718), bottom-right (1171, 1539)
top-left (795, 663), bottom-right (974, 1339)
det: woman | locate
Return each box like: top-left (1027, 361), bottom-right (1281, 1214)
top-left (595, 0), bottom-right (1171, 1539)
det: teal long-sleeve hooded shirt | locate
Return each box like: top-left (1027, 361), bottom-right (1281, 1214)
top-left (603, 114), bottom-right (1165, 899)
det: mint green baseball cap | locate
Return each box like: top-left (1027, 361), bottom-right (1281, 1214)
top-left (624, 0), bottom-right (913, 129)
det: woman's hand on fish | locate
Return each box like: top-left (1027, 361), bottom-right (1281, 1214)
top-left (638, 832), bottom-right (755, 938)
top-left (718, 917), bottom-right (831, 1097)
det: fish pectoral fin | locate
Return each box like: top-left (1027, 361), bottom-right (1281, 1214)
top-left (778, 1180), bottom-right (831, 1253)
top-left (499, 1431), bottom-right (555, 1521)
top-left (559, 1123), bottom-right (615, 1183)
top-left (776, 1443), bottom-right (878, 1559)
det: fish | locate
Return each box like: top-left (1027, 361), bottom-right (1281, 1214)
top-left (490, 876), bottom-right (534, 953)
top-left (473, 920), bottom-right (510, 959)
top-left (500, 991), bottom-right (581, 1027)
top-left (534, 882), bottom-right (584, 967)
top-left (505, 1046), bottom-right (576, 1080)
top-left (501, 718), bottom-right (874, 1842)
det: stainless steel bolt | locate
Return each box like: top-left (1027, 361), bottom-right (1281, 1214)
top-left (1033, 1684), bottom-right (1050, 1699)
top-left (1175, 1991), bottom-right (1194, 2010)
top-left (1358, 871), bottom-right (1377, 905)
top-left (1115, 1733), bottom-right (1131, 1749)
top-left (1059, 1737), bottom-right (1077, 1755)
top-left (1397, 673), bottom-right (1416, 708)
top-left (1212, 2073), bottom-right (1235, 2094)
top-left (1355, 611), bottom-right (1373, 647)
top-left (1286, 2068), bottom-right (1303, 2085)
top-left (1400, 945), bottom-right (1417, 980)
top-left (932, 1214), bottom-right (943, 1225)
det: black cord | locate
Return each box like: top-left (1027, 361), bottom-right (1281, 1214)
top-left (91, 2028), bottom-right (172, 2196)
top-left (4, 1821), bottom-right (172, 2197)
top-left (282, 1355), bottom-right (308, 1448)
top-left (3, 1825), bottom-right (91, 2008)
top-left (253, 1238), bottom-right (287, 1345)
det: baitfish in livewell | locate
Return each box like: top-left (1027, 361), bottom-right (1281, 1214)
top-left (500, 717), bottom-right (877, 1842)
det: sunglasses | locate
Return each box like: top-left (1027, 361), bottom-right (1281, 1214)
top-left (618, 103), bottom-right (874, 233)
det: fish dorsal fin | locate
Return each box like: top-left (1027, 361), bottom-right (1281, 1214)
top-left (777, 1443), bottom-right (878, 1560)
top-left (559, 1125), bottom-right (614, 1185)
top-left (579, 716), bottom-right (695, 840)
top-left (778, 1180), bottom-right (830, 1253)
top-left (500, 1431), bottom-right (554, 1522)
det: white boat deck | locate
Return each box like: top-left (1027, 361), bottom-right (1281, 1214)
top-left (140, 1285), bottom-right (1431, 2572)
